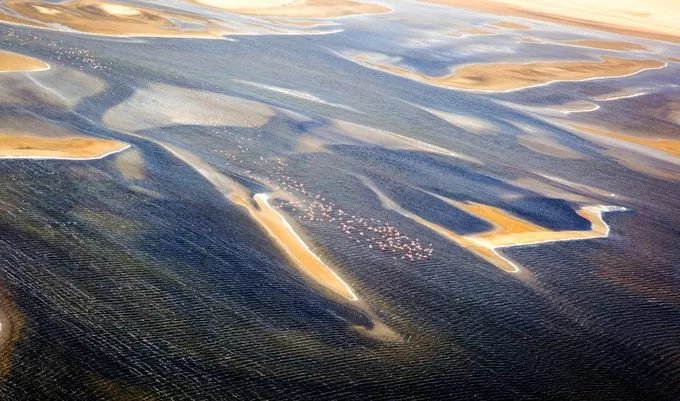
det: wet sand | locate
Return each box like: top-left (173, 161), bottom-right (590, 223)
top-left (489, 21), bottom-right (529, 30)
top-left (423, 0), bottom-right (680, 42)
top-left (361, 175), bottom-right (623, 273)
top-left (0, 51), bottom-right (49, 73)
top-left (569, 123), bottom-right (680, 159)
top-left (517, 134), bottom-right (584, 159)
top-left (103, 83), bottom-right (276, 132)
top-left (0, 134), bottom-right (129, 160)
top-left (193, 0), bottom-right (390, 18)
top-left (562, 40), bottom-right (647, 52)
top-left (350, 54), bottom-right (665, 92)
top-left (0, 0), bottom-right (230, 38)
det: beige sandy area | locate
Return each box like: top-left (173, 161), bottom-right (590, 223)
top-left (569, 123), bottom-right (680, 159)
top-left (0, 51), bottom-right (49, 72)
top-left (0, 134), bottom-right (129, 159)
top-left (352, 54), bottom-right (665, 92)
top-left (416, 105), bottom-right (498, 135)
top-left (115, 149), bottom-right (146, 179)
top-left (193, 0), bottom-right (390, 18)
top-left (563, 40), bottom-right (647, 52)
top-left (0, 0), bottom-right (230, 38)
top-left (103, 83), bottom-right (276, 132)
top-left (489, 21), bottom-right (528, 30)
top-left (422, 0), bottom-right (680, 42)
top-left (360, 175), bottom-right (621, 273)
top-left (517, 134), bottom-right (584, 159)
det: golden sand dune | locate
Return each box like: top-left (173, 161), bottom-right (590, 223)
top-left (360, 175), bottom-right (623, 273)
top-left (0, 51), bottom-right (49, 73)
top-left (0, 66), bottom-right (105, 107)
top-left (422, 0), bottom-right (680, 42)
top-left (193, 0), bottom-right (390, 18)
top-left (0, 134), bottom-right (129, 160)
top-left (103, 83), bottom-right (276, 132)
top-left (562, 40), bottom-right (647, 52)
top-left (0, 0), bottom-right (229, 38)
top-left (351, 53), bottom-right (665, 92)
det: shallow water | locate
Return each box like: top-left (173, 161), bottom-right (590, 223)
top-left (0, 1), bottom-right (679, 400)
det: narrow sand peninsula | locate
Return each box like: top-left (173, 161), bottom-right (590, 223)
top-left (103, 83), bottom-right (276, 132)
top-left (569, 124), bottom-right (680, 159)
top-left (193, 0), bottom-right (390, 18)
top-left (0, 51), bottom-right (49, 73)
top-left (351, 54), bottom-right (665, 92)
top-left (562, 40), bottom-right (647, 52)
top-left (0, 134), bottom-right (129, 160)
top-left (0, 0), bottom-right (229, 38)
top-left (360, 175), bottom-right (623, 273)
top-left (422, 0), bottom-right (680, 42)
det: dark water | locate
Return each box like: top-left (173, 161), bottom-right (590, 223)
top-left (0, 3), bottom-right (679, 400)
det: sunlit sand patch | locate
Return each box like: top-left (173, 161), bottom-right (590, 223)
top-left (332, 120), bottom-right (480, 163)
top-left (359, 175), bottom-right (624, 273)
top-left (192, 0), bottom-right (391, 18)
top-left (0, 66), bottom-right (106, 108)
top-left (422, 0), bottom-right (680, 42)
top-left (349, 53), bottom-right (665, 92)
top-left (517, 133), bottom-right (584, 159)
top-left (568, 123), bottom-right (680, 159)
top-left (0, 134), bottom-right (129, 160)
top-left (233, 79), bottom-right (361, 112)
top-left (0, 0), bottom-right (230, 38)
top-left (115, 148), bottom-right (146, 180)
top-left (561, 40), bottom-right (647, 52)
top-left (0, 51), bottom-right (49, 73)
top-left (103, 83), bottom-right (276, 132)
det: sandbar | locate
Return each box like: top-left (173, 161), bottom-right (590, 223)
top-left (422, 0), bottom-right (680, 42)
top-left (193, 0), bottom-right (390, 18)
top-left (360, 175), bottom-right (623, 273)
top-left (0, 51), bottom-right (49, 73)
top-left (569, 123), bottom-right (680, 159)
top-left (0, 134), bottom-right (129, 160)
top-left (562, 40), bottom-right (647, 52)
top-left (0, 0), bottom-right (230, 38)
top-left (351, 54), bottom-right (665, 92)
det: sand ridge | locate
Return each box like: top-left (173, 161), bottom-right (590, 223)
top-left (0, 0), bottom-right (231, 38)
top-left (360, 175), bottom-right (624, 273)
top-left (0, 51), bottom-right (49, 73)
top-left (350, 53), bottom-right (666, 92)
top-left (0, 134), bottom-right (130, 160)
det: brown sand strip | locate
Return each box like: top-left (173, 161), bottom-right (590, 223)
top-left (0, 134), bottom-right (129, 160)
top-left (0, 51), bottom-right (49, 72)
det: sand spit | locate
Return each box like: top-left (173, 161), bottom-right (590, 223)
top-left (350, 53), bottom-right (665, 92)
top-left (0, 51), bottom-right (49, 73)
top-left (0, 0), bottom-right (230, 38)
top-left (332, 120), bottom-right (480, 163)
top-left (422, 0), bottom-right (680, 43)
top-left (103, 83), bottom-right (276, 132)
top-left (568, 123), bottom-right (680, 160)
top-left (360, 175), bottom-right (624, 273)
top-left (0, 134), bottom-right (129, 160)
top-left (193, 0), bottom-right (390, 18)
top-left (562, 40), bottom-right (647, 52)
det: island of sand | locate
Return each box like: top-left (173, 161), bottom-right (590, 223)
top-left (193, 0), bottom-right (390, 18)
top-left (0, 51), bottom-right (49, 73)
top-left (360, 175), bottom-right (623, 273)
top-left (0, 0), bottom-right (230, 38)
top-left (0, 134), bottom-right (129, 160)
top-left (422, 0), bottom-right (680, 43)
top-left (350, 54), bottom-right (665, 92)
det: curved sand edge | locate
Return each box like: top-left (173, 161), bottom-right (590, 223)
top-left (0, 51), bottom-right (50, 73)
top-left (0, 135), bottom-right (130, 160)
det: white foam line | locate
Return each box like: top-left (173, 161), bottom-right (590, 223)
top-left (0, 144), bottom-right (131, 161)
top-left (597, 91), bottom-right (648, 101)
top-left (254, 193), bottom-right (359, 301)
